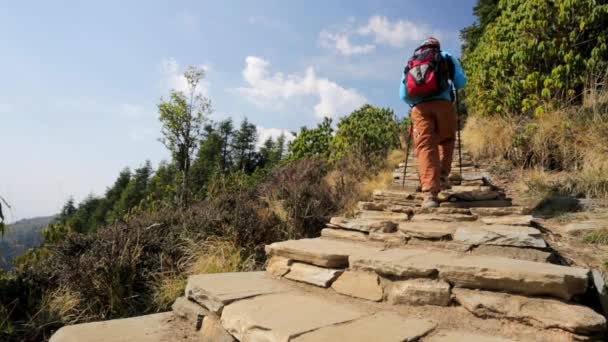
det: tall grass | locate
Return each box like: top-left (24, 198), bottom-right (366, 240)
top-left (462, 80), bottom-right (608, 199)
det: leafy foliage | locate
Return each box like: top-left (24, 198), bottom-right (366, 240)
top-left (330, 104), bottom-right (400, 165)
top-left (287, 117), bottom-right (333, 161)
top-left (462, 0), bottom-right (608, 116)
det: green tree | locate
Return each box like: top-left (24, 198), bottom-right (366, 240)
top-left (232, 118), bottom-right (258, 173)
top-left (145, 160), bottom-right (178, 207)
top-left (330, 105), bottom-right (400, 164)
top-left (258, 137), bottom-right (276, 169)
top-left (463, 0), bottom-right (608, 116)
top-left (288, 117), bottom-right (333, 161)
top-left (95, 168), bottom-right (131, 226)
top-left (113, 161), bottom-right (153, 217)
top-left (158, 65), bottom-right (212, 207)
top-left (217, 119), bottom-right (234, 173)
top-left (460, 0), bottom-right (502, 55)
top-left (190, 124), bottom-right (223, 198)
top-left (0, 196), bottom-right (9, 235)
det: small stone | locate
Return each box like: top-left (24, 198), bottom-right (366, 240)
top-left (481, 215), bottom-right (534, 226)
top-left (357, 201), bottom-right (388, 211)
top-left (453, 288), bottom-right (606, 334)
top-left (266, 256), bottom-right (291, 277)
top-left (470, 207), bottom-right (529, 216)
top-left (329, 217), bottom-right (398, 233)
top-left (412, 214), bottom-right (478, 222)
top-left (388, 278), bottom-right (451, 306)
top-left (321, 228), bottom-right (368, 242)
top-left (398, 222), bottom-right (457, 239)
top-left (293, 312), bottom-right (436, 342)
top-left (284, 262), bottom-right (343, 287)
top-left (368, 231), bottom-right (408, 245)
top-left (331, 271), bottom-right (384, 301)
top-left (200, 315), bottom-right (236, 342)
top-left (172, 296), bottom-right (208, 329)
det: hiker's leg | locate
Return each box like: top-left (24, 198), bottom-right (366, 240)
top-left (411, 102), bottom-right (440, 194)
top-left (436, 101), bottom-right (457, 178)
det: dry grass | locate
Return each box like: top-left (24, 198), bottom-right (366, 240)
top-left (189, 238), bottom-right (254, 275)
top-left (463, 83), bottom-right (608, 199)
top-left (583, 229), bottom-right (608, 245)
top-left (152, 276), bottom-right (187, 309)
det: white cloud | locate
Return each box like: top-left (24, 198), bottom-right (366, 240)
top-left (161, 58), bottom-right (210, 96)
top-left (320, 30), bottom-right (375, 56)
top-left (320, 15), bottom-right (437, 56)
top-left (256, 126), bottom-right (294, 149)
top-left (358, 15), bottom-right (432, 47)
top-left (236, 56), bottom-right (367, 118)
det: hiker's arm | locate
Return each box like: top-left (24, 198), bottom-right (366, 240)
top-left (399, 73), bottom-right (409, 103)
top-left (450, 55), bottom-right (467, 89)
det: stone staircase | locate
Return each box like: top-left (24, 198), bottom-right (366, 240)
top-left (50, 145), bottom-right (608, 342)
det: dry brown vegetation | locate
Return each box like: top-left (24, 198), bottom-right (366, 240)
top-left (463, 81), bottom-right (608, 201)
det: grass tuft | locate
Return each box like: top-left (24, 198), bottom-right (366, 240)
top-left (583, 229), bottom-right (608, 245)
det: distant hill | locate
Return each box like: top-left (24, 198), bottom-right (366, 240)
top-left (0, 215), bottom-right (55, 271)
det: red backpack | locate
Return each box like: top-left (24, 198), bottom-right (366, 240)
top-left (404, 45), bottom-right (454, 101)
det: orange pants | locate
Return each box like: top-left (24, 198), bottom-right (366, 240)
top-left (411, 100), bottom-right (457, 194)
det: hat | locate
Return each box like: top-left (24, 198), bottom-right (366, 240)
top-left (421, 37), bottom-right (440, 49)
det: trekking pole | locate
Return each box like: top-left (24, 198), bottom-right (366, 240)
top-left (402, 120), bottom-right (414, 187)
top-left (455, 91), bottom-right (463, 177)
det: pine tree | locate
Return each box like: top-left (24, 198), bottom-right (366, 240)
top-left (217, 119), bottom-right (234, 173)
top-left (190, 124), bottom-right (224, 198)
top-left (288, 117), bottom-right (334, 161)
top-left (114, 161), bottom-right (153, 217)
top-left (232, 118), bottom-right (258, 173)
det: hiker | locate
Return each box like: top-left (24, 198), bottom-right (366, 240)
top-left (399, 37), bottom-right (467, 208)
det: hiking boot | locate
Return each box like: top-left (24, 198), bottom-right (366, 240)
top-left (440, 176), bottom-right (452, 190)
top-left (421, 192), bottom-right (439, 208)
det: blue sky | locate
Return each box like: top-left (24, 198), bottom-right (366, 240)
top-left (1, 0), bottom-right (476, 221)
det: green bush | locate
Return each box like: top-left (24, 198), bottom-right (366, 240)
top-left (463, 0), bottom-right (608, 116)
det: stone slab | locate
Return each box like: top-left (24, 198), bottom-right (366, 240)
top-left (221, 293), bottom-right (368, 342)
top-left (355, 211), bottom-right (412, 222)
top-left (412, 214), bottom-right (478, 222)
top-left (592, 269), bottom-right (608, 319)
top-left (388, 278), bottom-right (451, 306)
top-left (350, 248), bottom-right (589, 300)
top-left (439, 189), bottom-right (500, 202)
top-left (414, 207), bottom-right (472, 215)
top-left (441, 200), bottom-right (512, 208)
top-left (453, 225), bottom-right (546, 248)
top-left (321, 228), bottom-right (368, 242)
top-left (470, 207), bottom-right (529, 216)
top-left (471, 245), bottom-right (552, 263)
top-left (186, 272), bottom-right (288, 314)
top-left (398, 222), bottom-right (458, 239)
top-left (450, 185), bottom-right (493, 192)
top-left (172, 296), bottom-right (208, 329)
top-left (331, 271), bottom-right (383, 301)
top-left (425, 331), bottom-right (515, 342)
top-left (200, 315), bottom-right (236, 342)
top-left (453, 288), bottom-right (606, 334)
top-left (265, 238), bottom-right (382, 268)
top-left (369, 231), bottom-right (408, 245)
top-left (284, 262), bottom-right (342, 287)
top-left (293, 312), bottom-right (436, 342)
top-left (357, 201), bottom-right (388, 211)
top-left (481, 215), bottom-right (534, 226)
top-left (266, 256), bottom-right (292, 277)
top-left (49, 312), bottom-right (177, 342)
top-left (329, 217), bottom-right (398, 233)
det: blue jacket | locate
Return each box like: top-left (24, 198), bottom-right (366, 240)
top-left (399, 51), bottom-right (466, 106)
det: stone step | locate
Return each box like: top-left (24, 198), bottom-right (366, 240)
top-left (184, 272), bottom-right (585, 341)
top-left (439, 188), bottom-right (502, 202)
top-left (425, 331), bottom-right (518, 342)
top-left (480, 215), bottom-right (535, 226)
top-left (49, 312), bottom-right (197, 342)
top-left (440, 199), bottom-right (512, 208)
top-left (266, 238), bottom-right (588, 300)
top-left (265, 238), bottom-right (383, 268)
top-left (470, 206), bottom-right (529, 216)
top-left (453, 288), bottom-right (606, 334)
top-left (328, 216), bottom-right (400, 233)
top-left (349, 247), bottom-right (588, 300)
top-left (453, 225), bottom-right (546, 248)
